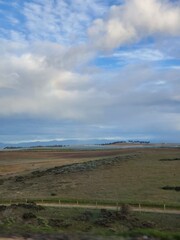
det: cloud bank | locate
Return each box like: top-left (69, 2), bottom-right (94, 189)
top-left (0, 0), bottom-right (180, 142)
top-left (89, 0), bottom-right (180, 50)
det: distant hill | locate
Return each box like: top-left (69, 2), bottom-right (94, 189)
top-left (0, 139), bottom-right (114, 149)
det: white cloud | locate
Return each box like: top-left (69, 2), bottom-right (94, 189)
top-left (112, 48), bottom-right (167, 61)
top-left (89, 0), bottom-right (180, 50)
top-left (22, 0), bottom-right (108, 44)
top-left (0, 72), bottom-right (19, 89)
top-left (0, 40), bottom-right (97, 119)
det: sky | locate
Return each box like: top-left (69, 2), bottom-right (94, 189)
top-left (0, 0), bottom-right (180, 143)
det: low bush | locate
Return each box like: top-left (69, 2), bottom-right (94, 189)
top-left (22, 212), bottom-right (37, 220)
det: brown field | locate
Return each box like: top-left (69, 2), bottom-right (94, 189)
top-left (0, 148), bottom-right (140, 176)
top-left (0, 147), bottom-right (180, 205)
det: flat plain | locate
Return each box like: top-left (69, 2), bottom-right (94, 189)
top-left (0, 149), bottom-right (126, 176)
top-left (0, 147), bottom-right (179, 206)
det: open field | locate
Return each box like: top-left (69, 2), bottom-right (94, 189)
top-left (0, 147), bottom-right (180, 206)
top-left (0, 149), bottom-right (132, 176)
top-left (0, 147), bottom-right (180, 239)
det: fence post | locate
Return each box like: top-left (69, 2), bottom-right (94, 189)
top-left (139, 203), bottom-right (141, 212)
top-left (59, 200), bottom-right (61, 205)
top-left (96, 201), bottom-right (97, 208)
top-left (164, 204), bottom-right (166, 211)
top-left (77, 200), bottom-right (79, 205)
top-left (116, 202), bottom-right (119, 211)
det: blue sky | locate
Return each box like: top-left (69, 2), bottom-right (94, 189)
top-left (0, 0), bottom-right (180, 143)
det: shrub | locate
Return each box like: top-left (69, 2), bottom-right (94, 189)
top-left (120, 204), bottom-right (131, 216)
top-left (0, 205), bottom-right (7, 211)
top-left (22, 212), bottom-right (37, 220)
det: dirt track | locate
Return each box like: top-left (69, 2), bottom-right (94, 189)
top-left (37, 202), bottom-right (180, 215)
top-left (1, 202), bottom-right (179, 214)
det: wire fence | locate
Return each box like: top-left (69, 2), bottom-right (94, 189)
top-left (0, 198), bottom-right (179, 211)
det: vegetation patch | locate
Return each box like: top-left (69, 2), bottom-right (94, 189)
top-left (0, 205), bottom-right (7, 211)
top-left (48, 218), bottom-right (64, 228)
top-left (6, 154), bottom-right (136, 183)
top-left (0, 179), bottom-right (4, 185)
top-left (30, 155), bottom-right (135, 177)
top-left (159, 158), bottom-right (180, 161)
top-left (23, 212), bottom-right (37, 220)
top-left (0, 204), bottom-right (180, 239)
top-left (162, 186), bottom-right (180, 191)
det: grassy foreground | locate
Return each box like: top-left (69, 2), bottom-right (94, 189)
top-left (0, 203), bottom-right (180, 239)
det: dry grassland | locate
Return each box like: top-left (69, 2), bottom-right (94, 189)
top-left (0, 149), bottom-right (130, 176)
top-left (0, 148), bottom-right (179, 205)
